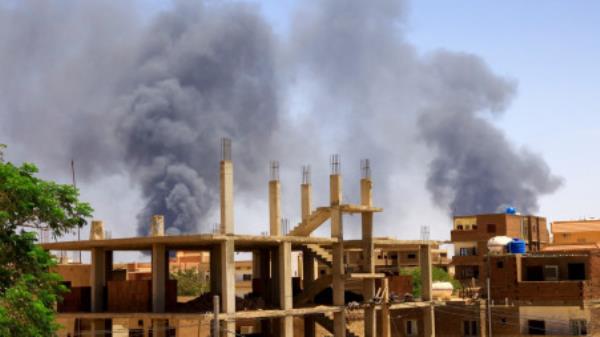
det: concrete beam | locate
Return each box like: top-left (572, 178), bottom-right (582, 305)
top-left (279, 242), bottom-right (293, 337)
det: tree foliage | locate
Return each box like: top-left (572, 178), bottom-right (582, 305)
top-left (0, 146), bottom-right (93, 337)
top-left (171, 268), bottom-right (209, 297)
top-left (400, 266), bottom-right (461, 298)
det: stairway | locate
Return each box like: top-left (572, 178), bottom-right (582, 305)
top-left (314, 313), bottom-right (362, 337)
top-left (288, 207), bottom-right (331, 236)
top-left (294, 275), bottom-right (333, 306)
top-left (305, 244), bottom-right (332, 267)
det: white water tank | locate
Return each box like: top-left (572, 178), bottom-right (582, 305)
top-left (432, 281), bottom-right (454, 300)
top-left (487, 236), bottom-right (513, 254)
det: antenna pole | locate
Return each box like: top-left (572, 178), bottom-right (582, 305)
top-left (71, 160), bottom-right (81, 263)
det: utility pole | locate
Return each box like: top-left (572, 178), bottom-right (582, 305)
top-left (71, 160), bottom-right (81, 263)
top-left (486, 253), bottom-right (492, 337)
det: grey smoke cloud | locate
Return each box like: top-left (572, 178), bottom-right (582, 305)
top-left (0, 0), bottom-right (561, 236)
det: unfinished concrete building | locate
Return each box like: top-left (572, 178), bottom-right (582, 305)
top-left (42, 140), bottom-right (436, 337)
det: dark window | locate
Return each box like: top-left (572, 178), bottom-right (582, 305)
top-left (496, 261), bottom-right (504, 269)
top-left (463, 320), bottom-right (478, 336)
top-left (487, 224), bottom-right (496, 233)
top-left (526, 266), bottom-right (544, 281)
top-left (457, 225), bottom-right (464, 230)
top-left (472, 225), bottom-right (478, 230)
top-left (568, 263), bottom-right (586, 280)
top-left (528, 320), bottom-right (545, 335)
top-left (243, 274), bottom-right (252, 281)
top-left (407, 253), bottom-right (417, 259)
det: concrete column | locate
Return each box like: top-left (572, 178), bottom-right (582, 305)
top-left (381, 278), bottom-right (391, 337)
top-left (90, 248), bottom-right (107, 312)
top-left (302, 249), bottom-right (316, 337)
top-left (361, 177), bottom-right (376, 337)
top-left (210, 246), bottom-right (222, 294)
top-left (420, 244), bottom-right (435, 337)
top-left (331, 208), bottom-right (346, 337)
top-left (269, 180), bottom-right (281, 236)
top-left (89, 220), bottom-right (105, 240)
top-left (152, 244), bottom-right (167, 313)
top-left (91, 319), bottom-right (110, 337)
top-left (220, 160), bottom-right (234, 234)
top-left (301, 183), bottom-right (312, 221)
top-left (279, 242), bottom-right (293, 337)
top-left (330, 174), bottom-right (342, 206)
top-left (220, 239), bottom-right (235, 337)
top-left (151, 215), bottom-right (165, 236)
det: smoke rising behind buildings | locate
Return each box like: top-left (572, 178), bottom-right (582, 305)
top-left (0, 0), bottom-right (562, 235)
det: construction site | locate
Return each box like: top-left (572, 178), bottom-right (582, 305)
top-left (41, 140), bottom-right (438, 337)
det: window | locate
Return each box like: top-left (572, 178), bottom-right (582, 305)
top-left (407, 253), bottom-right (417, 260)
top-left (459, 247), bottom-right (477, 256)
top-left (526, 266), bottom-right (544, 281)
top-left (496, 261), bottom-right (504, 269)
top-left (571, 320), bottom-right (588, 336)
top-left (568, 263), bottom-right (586, 280)
top-left (242, 274), bottom-right (252, 281)
top-left (528, 320), bottom-right (545, 335)
top-left (544, 265), bottom-right (559, 281)
top-left (487, 224), bottom-right (496, 233)
top-left (457, 225), bottom-right (464, 230)
top-left (463, 320), bottom-right (478, 336)
top-left (405, 319), bottom-right (418, 336)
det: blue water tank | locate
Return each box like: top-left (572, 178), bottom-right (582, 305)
top-left (505, 207), bottom-right (517, 215)
top-left (508, 238), bottom-right (526, 254)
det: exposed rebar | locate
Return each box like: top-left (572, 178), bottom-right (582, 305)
top-left (302, 165), bottom-right (311, 184)
top-left (330, 154), bottom-right (341, 175)
top-left (221, 137), bottom-right (232, 161)
top-left (361, 158), bottom-right (371, 179)
top-left (270, 160), bottom-right (280, 181)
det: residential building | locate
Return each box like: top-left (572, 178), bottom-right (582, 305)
top-left (451, 213), bottom-right (550, 286)
top-left (552, 219), bottom-right (600, 245)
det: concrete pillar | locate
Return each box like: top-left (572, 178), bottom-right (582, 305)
top-left (302, 249), bottom-right (316, 337)
top-left (91, 319), bottom-right (110, 337)
top-left (420, 244), bottom-right (435, 337)
top-left (301, 183), bottom-right (312, 221)
top-left (361, 177), bottom-right (376, 337)
top-left (152, 244), bottom-right (167, 313)
top-left (151, 215), bottom-right (165, 236)
top-left (330, 174), bottom-right (342, 206)
top-left (220, 160), bottom-right (234, 235)
top-left (331, 207), bottom-right (346, 337)
top-left (269, 179), bottom-right (281, 236)
top-left (220, 239), bottom-right (235, 337)
top-left (90, 248), bottom-right (109, 312)
top-left (210, 246), bottom-right (222, 294)
top-left (89, 220), bottom-right (104, 240)
top-left (381, 278), bottom-right (391, 337)
top-left (279, 242), bottom-right (293, 337)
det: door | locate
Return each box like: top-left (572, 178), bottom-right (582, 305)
top-left (528, 320), bottom-right (545, 335)
top-left (568, 263), bottom-right (586, 280)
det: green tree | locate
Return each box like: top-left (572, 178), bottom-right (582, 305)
top-left (400, 266), bottom-right (461, 298)
top-left (171, 268), bottom-right (209, 297)
top-left (0, 146), bottom-right (93, 337)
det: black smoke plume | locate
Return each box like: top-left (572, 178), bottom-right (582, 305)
top-left (0, 0), bottom-right (562, 236)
